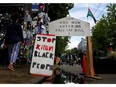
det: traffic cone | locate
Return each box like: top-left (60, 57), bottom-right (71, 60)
top-left (82, 55), bottom-right (86, 75)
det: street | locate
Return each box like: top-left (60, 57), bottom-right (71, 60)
top-left (59, 64), bottom-right (82, 74)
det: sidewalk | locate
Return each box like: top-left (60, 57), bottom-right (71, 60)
top-left (0, 65), bottom-right (59, 84)
top-left (86, 74), bottom-right (116, 84)
top-left (0, 66), bottom-right (45, 84)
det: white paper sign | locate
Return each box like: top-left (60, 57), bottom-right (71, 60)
top-left (48, 16), bottom-right (90, 36)
top-left (30, 34), bottom-right (56, 76)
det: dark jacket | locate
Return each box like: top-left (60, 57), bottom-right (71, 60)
top-left (4, 22), bottom-right (24, 44)
top-left (79, 52), bottom-right (84, 67)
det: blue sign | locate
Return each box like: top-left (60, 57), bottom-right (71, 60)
top-left (32, 3), bottom-right (39, 11)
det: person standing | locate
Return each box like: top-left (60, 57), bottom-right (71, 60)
top-left (79, 51), bottom-right (84, 68)
top-left (25, 21), bottom-right (32, 48)
top-left (4, 13), bottom-right (24, 71)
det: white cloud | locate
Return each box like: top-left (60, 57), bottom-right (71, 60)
top-left (67, 3), bottom-right (109, 49)
top-left (69, 3), bottom-right (109, 28)
top-left (67, 36), bottom-right (85, 49)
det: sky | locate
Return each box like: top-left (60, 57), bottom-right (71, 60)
top-left (67, 3), bottom-right (109, 49)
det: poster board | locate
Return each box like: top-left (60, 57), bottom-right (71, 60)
top-left (48, 16), bottom-right (90, 36)
top-left (30, 34), bottom-right (56, 76)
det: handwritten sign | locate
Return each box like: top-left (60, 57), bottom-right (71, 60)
top-left (30, 34), bottom-right (56, 76)
top-left (48, 16), bottom-right (90, 36)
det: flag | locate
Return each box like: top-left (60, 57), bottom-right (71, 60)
top-left (87, 8), bottom-right (96, 24)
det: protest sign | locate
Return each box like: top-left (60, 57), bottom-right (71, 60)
top-left (30, 34), bottom-right (56, 76)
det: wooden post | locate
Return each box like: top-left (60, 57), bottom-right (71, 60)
top-left (86, 36), bottom-right (102, 79)
top-left (86, 36), bottom-right (95, 77)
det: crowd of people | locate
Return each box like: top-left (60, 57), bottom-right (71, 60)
top-left (59, 52), bottom-right (86, 67)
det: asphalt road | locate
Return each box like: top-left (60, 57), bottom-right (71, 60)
top-left (59, 64), bottom-right (82, 74)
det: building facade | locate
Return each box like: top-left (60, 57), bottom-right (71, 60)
top-left (78, 38), bottom-right (87, 52)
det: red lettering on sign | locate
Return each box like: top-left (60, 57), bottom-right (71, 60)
top-left (36, 44), bottom-right (40, 50)
top-left (47, 38), bottom-right (51, 42)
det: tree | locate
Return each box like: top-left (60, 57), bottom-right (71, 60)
top-left (55, 36), bottom-right (71, 57)
top-left (92, 3), bottom-right (116, 52)
top-left (106, 4), bottom-right (116, 49)
top-left (92, 17), bottom-right (109, 51)
top-left (48, 3), bottom-right (74, 57)
top-left (48, 3), bottom-right (74, 21)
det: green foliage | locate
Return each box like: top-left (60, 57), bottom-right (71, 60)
top-left (92, 4), bottom-right (116, 52)
top-left (92, 18), bottom-right (109, 51)
top-left (106, 4), bottom-right (116, 49)
top-left (48, 3), bottom-right (74, 57)
top-left (70, 48), bottom-right (79, 54)
top-left (55, 36), bottom-right (71, 57)
top-left (68, 48), bottom-right (79, 58)
top-left (48, 3), bottom-right (74, 21)
top-left (62, 48), bottom-right (79, 58)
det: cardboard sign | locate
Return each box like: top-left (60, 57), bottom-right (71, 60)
top-left (30, 34), bottom-right (56, 76)
top-left (48, 16), bottom-right (90, 36)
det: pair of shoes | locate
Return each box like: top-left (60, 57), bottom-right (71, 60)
top-left (8, 66), bottom-right (15, 71)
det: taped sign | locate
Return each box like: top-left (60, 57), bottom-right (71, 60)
top-left (30, 34), bottom-right (56, 76)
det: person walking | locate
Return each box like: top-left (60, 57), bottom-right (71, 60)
top-left (4, 13), bottom-right (24, 71)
